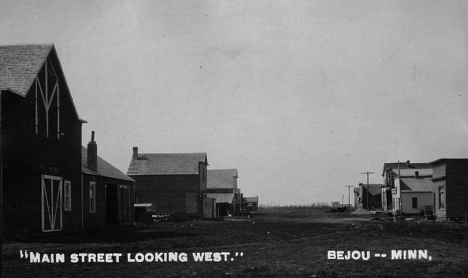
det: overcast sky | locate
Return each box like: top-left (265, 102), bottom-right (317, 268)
top-left (1, 0), bottom-right (467, 205)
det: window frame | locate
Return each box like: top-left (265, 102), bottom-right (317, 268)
top-left (64, 180), bottom-right (71, 211)
top-left (411, 197), bottom-right (417, 209)
top-left (438, 186), bottom-right (445, 210)
top-left (89, 181), bottom-right (96, 214)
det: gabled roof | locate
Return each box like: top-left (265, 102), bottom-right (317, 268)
top-left (382, 162), bottom-right (432, 176)
top-left (207, 169), bottom-right (238, 189)
top-left (0, 44), bottom-right (82, 120)
top-left (206, 193), bottom-right (234, 204)
top-left (127, 152), bottom-right (207, 175)
top-left (400, 178), bottom-right (433, 192)
top-left (82, 147), bottom-right (134, 182)
top-left (0, 44), bottom-right (53, 96)
top-left (391, 168), bottom-right (432, 177)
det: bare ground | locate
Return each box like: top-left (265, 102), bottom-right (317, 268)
top-left (2, 209), bottom-right (468, 277)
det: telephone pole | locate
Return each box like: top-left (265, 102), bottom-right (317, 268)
top-left (345, 185), bottom-right (353, 210)
top-left (361, 171), bottom-right (374, 210)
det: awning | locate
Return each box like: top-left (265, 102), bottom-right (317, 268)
top-left (206, 193), bottom-right (234, 204)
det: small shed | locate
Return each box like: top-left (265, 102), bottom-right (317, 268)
top-left (242, 196), bottom-right (259, 211)
top-left (206, 193), bottom-right (235, 216)
top-left (202, 197), bottom-right (217, 219)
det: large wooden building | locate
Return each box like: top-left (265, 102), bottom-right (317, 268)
top-left (82, 132), bottom-right (135, 228)
top-left (0, 44), bottom-right (84, 233)
top-left (1, 44), bottom-right (134, 233)
top-left (127, 147), bottom-right (208, 217)
top-left (430, 158), bottom-right (468, 221)
top-left (241, 196), bottom-right (259, 212)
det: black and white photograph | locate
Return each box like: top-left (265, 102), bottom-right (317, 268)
top-left (0, 0), bottom-right (467, 277)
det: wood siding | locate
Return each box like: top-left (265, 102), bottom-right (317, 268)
top-left (432, 179), bottom-right (446, 220)
top-left (432, 160), bottom-right (468, 220)
top-left (446, 160), bottom-right (468, 219)
top-left (82, 174), bottom-right (135, 229)
top-left (401, 192), bottom-right (432, 214)
top-left (432, 163), bottom-right (446, 179)
top-left (131, 174), bottom-right (203, 216)
top-left (202, 197), bottom-right (217, 218)
top-left (1, 52), bottom-right (83, 233)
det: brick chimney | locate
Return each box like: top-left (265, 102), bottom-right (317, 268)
top-left (133, 147), bottom-right (138, 159)
top-left (87, 131), bottom-right (97, 172)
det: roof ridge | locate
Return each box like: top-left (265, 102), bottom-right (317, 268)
top-left (128, 152), bottom-right (207, 175)
top-left (82, 146), bottom-right (134, 181)
top-left (141, 152), bottom-right (207, 155)
top-left (0, 43), bottom-right (54, 47)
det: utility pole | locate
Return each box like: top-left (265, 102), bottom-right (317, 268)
top-left (345, 185), bottom-right (353, 210)
top-left (361, 171), bottom-right (374, 210)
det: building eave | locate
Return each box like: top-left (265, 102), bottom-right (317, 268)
top-left (0, 88), bottom-right (27, 97)
top-left (401, 190), bottom-right (433, 193)
top-left (431, 176), bottom-right (446, 182)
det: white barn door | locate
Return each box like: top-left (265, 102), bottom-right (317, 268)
top-left (41, 175), bottom-right (63, 232)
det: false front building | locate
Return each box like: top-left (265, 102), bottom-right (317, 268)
top-left (206, 169), bottom-right (241, 216)
top-left (430, 158), bottom-right (468, 221)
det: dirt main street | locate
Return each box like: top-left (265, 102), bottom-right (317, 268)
top-left (3, 209), bottom-right (468, 277)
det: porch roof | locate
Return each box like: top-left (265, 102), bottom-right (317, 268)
top-left (206, 193), bottom-right (235, 204)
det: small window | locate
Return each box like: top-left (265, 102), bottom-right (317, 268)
top-left (439, 187), bottom-right (445, 209)
top-left (412, 197), bottom-right (417, 208)
top-left (64, 180), bottom-right (71, 211)
top-left (89, 182), bottom-right (96, 213)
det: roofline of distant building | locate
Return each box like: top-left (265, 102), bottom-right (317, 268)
top-left (429, 158), bottom-right (468, 165)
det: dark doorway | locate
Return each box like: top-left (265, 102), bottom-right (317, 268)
top-left (217, 203), bottom-right (230, 216)
top-left (106, 184), bottom-right (119, 225)
top-left (119, 185), bottom-right (130, 223)
top-left (386, 190), bottom-right (392, 211)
